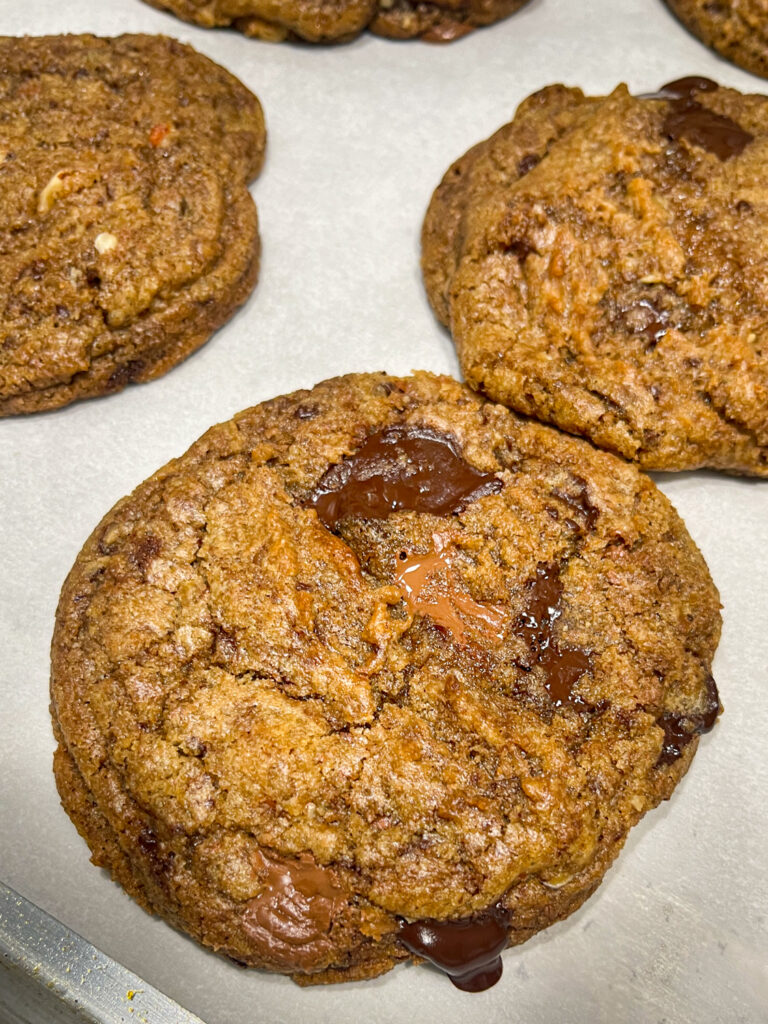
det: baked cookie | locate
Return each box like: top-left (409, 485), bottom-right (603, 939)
top-left (139, 0), bottom-right (531, 44)
top-left (0, 35), bottom-right (265, 416)
top-left (665, 0), bottom-right (768, 79)
top-left (51, 372), bottom-right (721, 989)
top-left (422, 78), bottom-right (768, 475)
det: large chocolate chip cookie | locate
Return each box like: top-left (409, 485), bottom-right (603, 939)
top-left (0, 34), bottom-right (265, 415)
top-left (51, 372), bottom-right (721, 988)
top-left (422, 78), bottom-right (768, 475)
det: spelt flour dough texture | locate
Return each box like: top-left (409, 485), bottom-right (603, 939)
top-left (422, 78), bottom-right (768, 475)
top-left (51, 373), bottom-right (721, 988)
top-left (0, 34), bottom-right (265, 415)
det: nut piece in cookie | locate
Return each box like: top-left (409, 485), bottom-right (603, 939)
top-left (51, 372), bottom-right (721, 988)
top-left (422, 78), bottom-right (768, 475)
top-left (665, 0), bottom-right (768, 80)
top-left (0, 34), bottom-right (266, 415)
top-left (139, 0), bottom-right (531, 44)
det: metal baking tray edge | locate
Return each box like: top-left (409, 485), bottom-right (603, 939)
top-left (0, 881), bottom-right (205, 1024)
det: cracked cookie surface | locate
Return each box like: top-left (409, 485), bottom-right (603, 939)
top-left (0, 34), bottom-right (265, 415)
top-left (665, 0), bottom-right (768, 79)
top-left (422, 79), bottom-right (768, 475)
top-left (51, 372), bottom-right (721, 986)
top-left (139, 0), bottom-right (530, 43)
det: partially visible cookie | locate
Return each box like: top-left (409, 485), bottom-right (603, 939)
top-left (422, 77), bottom-right (768, 475)
top-left (140, 0), bottom-right (531, 44)
top-left (665, 1), bottom-right (768, 79)
top-left (0, 35), bottom-right (265, 416)
top-left (52, 372), bottom-right (721, 989)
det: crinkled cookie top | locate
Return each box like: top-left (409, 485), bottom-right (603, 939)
top-left (52, 372), bottom-right (721, 985)
top-left (0, 34), bottom-right (265, 414)
top-left (422, 78), bottom-right (768, 475)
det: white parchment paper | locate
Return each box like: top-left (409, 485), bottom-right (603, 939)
top-left (1, 0), bottom-right (767, 1021)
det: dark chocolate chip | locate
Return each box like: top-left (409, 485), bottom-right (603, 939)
top-left (663, 104), bottom-right (753, 161)
top-left (655, 673), bottom-right (720, 765)
top-left (552, 479), bottom-right (600, 531)
top-left (640, 77), bottom-right (752, 160)
top-left (518, 563), bottom-right (592, 708)
top-left (656, 77), bottom-right (719, 100)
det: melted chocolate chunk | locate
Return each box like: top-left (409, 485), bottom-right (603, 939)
top-left (398, 905), bottom-right (509, 992)
top-left (309, 426), bottom-right (502, 529)
top-left (540, 644), bottom-right (592, 707)
top-left (242, 852), bottom-right (346, 971)
top-left (394, 535), bottom-right (506, 645)
top-left (518, 564), bottom-right (592, 708)
top-left (643, 76), bottom-right (753, 161)
top-left (656, 673), bottom-right (720, 765)
top-left (655, 76), bottom-right (719, 100)
top-left (553, 480), bottom-right (600, 530)
top-left (664, 105), bottom-right (753, 161)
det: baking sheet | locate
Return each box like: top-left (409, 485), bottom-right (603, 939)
top-left (1, 0), bottom-right (767, 1021)
top-left (0, 881), bottom-right (206, 1024)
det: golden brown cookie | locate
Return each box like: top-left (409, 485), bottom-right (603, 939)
top-left (51, 372), bottom-right (721, 989)
top-left (139, 0), bottom-right (531, 43)
top-left (0, 34), bottom-right (265, 415)
top-left (422, 78), bottom-right (768, 475)
top-left (665, 0), bottom-right (768, 79)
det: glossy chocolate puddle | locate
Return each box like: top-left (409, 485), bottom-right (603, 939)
top-left (242, 852), bottom-right (345, 970)
top-left (643, 76), bottom-right (753, 160)
top-left (394, 535), bottom-right (506, 646)
top-left (398, 905), bottom-right (509, 992)
top-left (656, 673), bottom-right (720, 765)
top-left (519, 563), bottom-right (592, 707)
top-left (309, 425), bottom-right (502, 528)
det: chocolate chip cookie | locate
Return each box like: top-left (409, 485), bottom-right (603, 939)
top-left (51, 372), bottom-right (721, 988)
top-left (139, 0), bottom-right (531, 43)
top-left (665, 1), bottom-right (768, 79)
top-left (422, 78), bottom-right (768, 475)
top-left (0, 34), bottom-right (265, 415)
